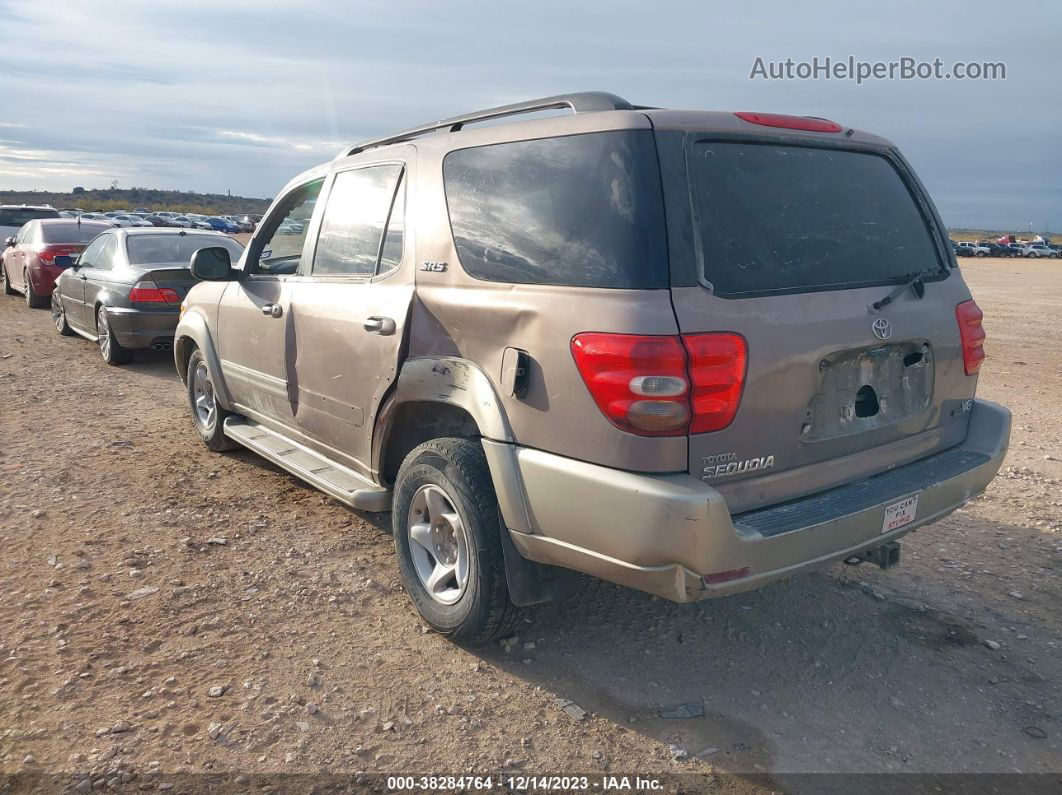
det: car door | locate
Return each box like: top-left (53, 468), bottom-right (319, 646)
top-left (216, 177), bottom-right (325, 433)
top-left (4, 221), bottom-right (36, 292)
top-left (285, 161), bottom-right (413, 477)
top-left (61, 233), bottom-right (109, 330)
top-left (78, 235), bottom-right (121, 327)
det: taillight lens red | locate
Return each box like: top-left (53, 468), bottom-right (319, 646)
top-left (571, 334), bottom-right (689, 435)
top-left (36, 245), bottom-right (79, 264)
top-left (734, 111), bottom-right (843, 133)
top-left (683, 333), bottom-right (748, 433)
top-left (571, 332), bottom-right (747, 437)
top-left (129, 281), bottom-right (180, 303)
top-left (955, 299), bottom-right (985, 375)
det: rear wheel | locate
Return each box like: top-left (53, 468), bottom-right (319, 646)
top-left (186, 347), bottom-right (237, 451)
top-left (51, 292), bottom-right (74, 336)
top-left (1, 263), bottom-right (14, 296)
top-left (25, 271), bottom-right (48, 308)
top-left (97, 306), bottom-right (132, 365)
top-left (393, 437), bottom-right (516, 644)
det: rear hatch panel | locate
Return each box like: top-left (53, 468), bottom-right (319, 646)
top-left (653, 122), bottom-right (977, 513)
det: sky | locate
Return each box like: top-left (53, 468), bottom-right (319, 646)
top-left (0, 0), bottom-right (1058, 230)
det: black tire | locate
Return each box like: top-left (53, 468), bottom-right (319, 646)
top-left (25, 271), bottom-right (48, 308)
top-left (51, 292), bottom-right (74, 336)
top-left (186, 347), bottom-right (237, 451)
top-left (96, 305), bottom-right (132, 365)
top-left (1, 263), bottom-right (15, 296)
top-left (392, 437), bottom-right (516, 644)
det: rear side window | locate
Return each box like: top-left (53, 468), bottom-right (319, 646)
top-left (312, 165), bottom-right (403, 277)
top-left (443, 131), bottom-right (667, 288)
top-left (688, 143), bottom-right (943, 296)
top-left (0, 208), bottom-right (59, 226)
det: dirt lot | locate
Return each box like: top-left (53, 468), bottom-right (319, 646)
top-left (0, 259), bottom-right (1059, 792)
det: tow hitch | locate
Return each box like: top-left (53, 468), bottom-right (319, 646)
top-left (844, 541), bottom-right (901, 570)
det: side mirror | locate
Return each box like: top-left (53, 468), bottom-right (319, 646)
top-left (190, 246), bottom-right (234, 281)
top-left (53, 255), bottom-right (74, 268)
top-left (3, 237), bottom-right (14, 248)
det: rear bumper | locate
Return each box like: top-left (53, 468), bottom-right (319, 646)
top-left (104, 306), bottom-right (180, 348)
top-left (28, 264), bottom-right (62, 296)
top-left (494, 399), bottom-right (1010, 602)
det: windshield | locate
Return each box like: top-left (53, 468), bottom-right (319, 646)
top-left (125, 234), bottom-right (244, 266)
top-left (0, 208), bottom-right (60, 227)
top-left (688, 142), bottom-right (944, 296)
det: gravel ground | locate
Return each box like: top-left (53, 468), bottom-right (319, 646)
top-left (0, 258), bottom-right (1059, 792)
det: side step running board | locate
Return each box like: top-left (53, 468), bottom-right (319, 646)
top-left (223, 417), bottom-right (391, 512)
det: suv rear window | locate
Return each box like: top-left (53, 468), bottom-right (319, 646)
top-left (0, 208), bottom-right (60, 227)
top-left (443, 131), bottom-right (667, 289)
top-left (688, 143), bottom-right (944, 297)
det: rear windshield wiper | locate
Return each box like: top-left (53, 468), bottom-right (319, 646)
top-left (869, 269), bottom-right (936, 312)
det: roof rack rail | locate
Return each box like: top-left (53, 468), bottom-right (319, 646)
top-left (339, 91), bottom-right (633, 158)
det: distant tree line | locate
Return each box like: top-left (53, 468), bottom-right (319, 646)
top-left (0, 187), bottom-right (272, 216)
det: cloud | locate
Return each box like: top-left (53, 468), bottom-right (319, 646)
top-left (0, 0), bottom-right (1058, 228)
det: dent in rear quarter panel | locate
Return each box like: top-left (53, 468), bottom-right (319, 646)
top-left (407, 119), bottom-right (688, 474)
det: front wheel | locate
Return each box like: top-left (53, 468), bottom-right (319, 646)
top-left (186, 347), bottom-right (236, 451)
top-left (393, 437), bottom-right (516, 644)
top-left (52, 292), bottom-right (74, 336)
top-left (97, 306), bottom-right (132, 365)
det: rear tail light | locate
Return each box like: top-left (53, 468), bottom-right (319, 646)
top-left (571, 334), bottom-right (689, 435)
top-left (129, 280), bottom-right (180, 303)
top-left (35, 245), bottom-right (79, 264)
top-left (734, 111), bottom-right (843, 133)
top-left (955, 299), bottom-right (985, 375)
top-left (571, 332), bottom-right (747, 437)
top-left (683, 333), bottom-right (748, 433)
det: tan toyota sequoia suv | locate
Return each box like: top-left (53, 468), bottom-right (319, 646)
top-left (175, 92), bottom-right (1010, 643)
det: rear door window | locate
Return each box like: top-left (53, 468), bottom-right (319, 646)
top-left (688, 143), bottom-right (944, 297)
top-left (311, 165), bottom-right (403, 277)
top-left (443, 131), bottom-right (667, 288)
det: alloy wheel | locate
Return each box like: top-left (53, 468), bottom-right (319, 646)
top-left (97, 308), bottom-right (112, 359)
top-left (407, 484), bottom-right (470, 605)
top-left (192, 361), bottom-right (217, 429)
top-left (52, 295), bottom-right (65, 331)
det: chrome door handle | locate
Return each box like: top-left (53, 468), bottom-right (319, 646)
top-left (363, 316), bottom-right (396, 335)
top-left (262, 303), bottom-right (282, 318)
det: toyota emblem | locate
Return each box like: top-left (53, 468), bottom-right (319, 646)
top-left (872, 318), bottom-right (892, 340)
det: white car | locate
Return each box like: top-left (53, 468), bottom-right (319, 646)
top-left (956, 242), bottom-right (990, 257)
top-left (1021, 244), bottom-right (1059, 258)
top-left (107, 214), bottom-right (146, 228)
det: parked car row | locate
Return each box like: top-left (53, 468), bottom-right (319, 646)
top-left (54, 207), bottom-right (262, 233)
top-left (951, 239), bottom-right (1060, 258)
top-left (2, 218), bottom-right (243, 363)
